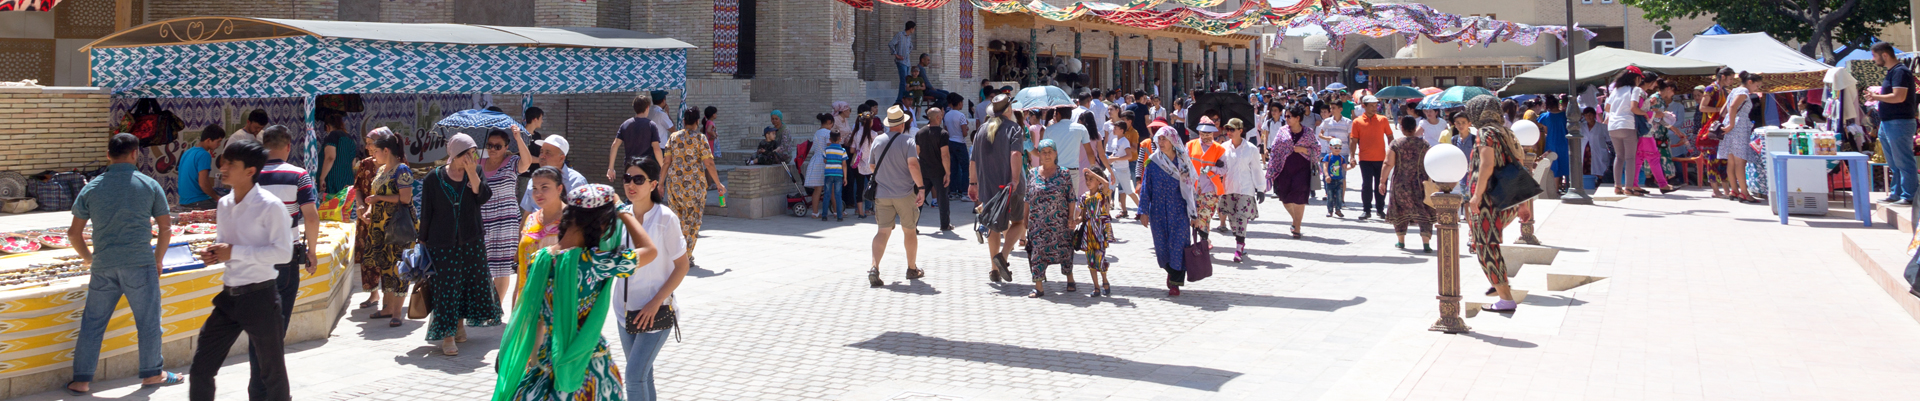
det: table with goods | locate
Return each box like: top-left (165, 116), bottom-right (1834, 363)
top-left (0, 208), bottom-right (357, 381)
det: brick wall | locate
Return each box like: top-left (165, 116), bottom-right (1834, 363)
top-left (534, 0), bottom-right (595, 27)
top-left (379, 0), bottom-right (453, 24)
top-left (527, 92), bottom-right (636, 186)
top-left (634, 0), bottom-right (720, 80)
top-left (0, 86), bottom-right (111, 173)
top-left (146, 0), bottom-right (337, 21)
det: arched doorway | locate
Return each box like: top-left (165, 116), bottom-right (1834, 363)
top-left (1341, 45), bottom-right (1384, 89)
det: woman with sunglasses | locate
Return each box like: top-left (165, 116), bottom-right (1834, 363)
top-left (481, 127), bottom-right (534, 313)
top-left (615, 155), bottom-right (691, 401)
top-left (418, 134), bottom-right (503, 356)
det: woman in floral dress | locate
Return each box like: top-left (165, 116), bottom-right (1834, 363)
top-left (493, 184), bottom-right (660, 401)
top-left (352, 129), bottom-right (385, 310)
top-left (1383, 116), bottom-right (1435, 252)
top-left (360, 128), bottom-right (414, 327)
top-left (1079, 169), bottom-right (1115, 297)
top-left (665, 108), bottom-right (726, 262)
top-left (1023, 139), bottom-right (1078, 298)
top-left (480, 128), bottom-right (533, 310)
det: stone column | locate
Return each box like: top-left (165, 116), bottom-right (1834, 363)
top-left (1146, 36), bottom-right (1155, 95)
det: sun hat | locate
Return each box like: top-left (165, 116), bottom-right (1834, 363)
top-left (885, 105), bottom-right (911, 127)
top-left (1362, 95), bottom-right (1379, 103)
top-left (1197, 122), bottom-right (1220, 133)
top-left (1223, 118), bottom-right (1244, 130)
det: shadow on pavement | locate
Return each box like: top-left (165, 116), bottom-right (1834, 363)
top-left (1241, 248), bottom-right (1426, 265)
top-left (347, 311), bottom-right (424, 341)
top-left (1463, 332), bottom-right (1538, 348)
top-left (1300, 220), bottom-right (1395, 234)
top-left (688, 263), bottom-right (731, 278)
top-left (848, 332), bottom-right (1243, 392)
top-left (392, 330), bottom-right (501, 374)
top-left (880, 279), bottom-right (942, 295)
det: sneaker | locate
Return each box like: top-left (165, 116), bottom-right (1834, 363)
top-left (1232, 251), bottom-right (1245, 263)
top-left (1897, 199), bottom-right (1914, 206)
top-left (867, 269), bottom-right (884, 288)
top-left (1883, 196), bottom-right (1903, 203)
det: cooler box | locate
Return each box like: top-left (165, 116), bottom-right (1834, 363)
top-left (1756, 127), bottom-right (1831, 216)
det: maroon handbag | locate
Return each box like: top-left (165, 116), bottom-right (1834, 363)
top-left (1182, 228), bottom-right (1213, 282)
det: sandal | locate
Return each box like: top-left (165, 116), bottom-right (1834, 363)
top-left (1395, 242), bottom-right (1405, 249)
top-left (370, 311), bottom-right (393, 319)
top-left (1291, 229), bottom-right (1303, 239)
top-left (1064, 282), bottom-right (1078, 293)
top-left (1480, 300), bottom-right (1518, 313)
top-left (867, 269), bottom-right (884, 288)
top-left (142, 371), bottom-right (186, 388)
top-left (389, 316), bottom-right (403, 327)
top-left (906, 268), bottom-right (926, 280)
top-left (1027, 289), bottom-right (1045, 298)
top-left (441, 339), bottom-right (459, 356)
top-left (990, 268), bottom-right (1003, 283)
top-left (64, 381), bottom-right (87, 396)
top-left (359, 299), bottom-right (379, 309)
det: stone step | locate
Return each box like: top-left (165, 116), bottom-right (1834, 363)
top-left (1875, 202), bottom-right (1913, 234)
top-left (1842, 230), bottom-right (1920, 325)
top-left (1498, 243), bottom-right (1560, 267)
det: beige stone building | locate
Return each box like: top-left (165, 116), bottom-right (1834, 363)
top-left (1341, 0), bottom-right (1717, 91)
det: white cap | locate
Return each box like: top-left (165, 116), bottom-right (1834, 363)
top-left (1196, 123), bottom-right (1220, 133)
top-left (1361, 95), bottom-right (1379, 103)
top-left (536, 135), bottom-right (571, 156)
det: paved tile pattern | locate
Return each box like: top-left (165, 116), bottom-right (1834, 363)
top-left (17, 189), bottom-right (1920, 401)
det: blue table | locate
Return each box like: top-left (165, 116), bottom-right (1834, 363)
top-left (1770, 151), bottom-right (1871, 226)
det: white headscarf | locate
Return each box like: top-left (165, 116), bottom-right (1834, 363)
top-left (1148, 126), bottom-right (1198, 219)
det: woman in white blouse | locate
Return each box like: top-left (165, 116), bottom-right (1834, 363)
top-left (615, 155), bottom-right (690, 401)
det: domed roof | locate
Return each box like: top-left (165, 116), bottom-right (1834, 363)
top-left (1395, 44), bottom-right (1418, 59)
top-left (1302, 34), bottom-right (1330, 52)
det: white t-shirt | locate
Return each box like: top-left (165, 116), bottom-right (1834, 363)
top-left (615, 203), bottom-right (686, 313)
top-left (1318, 116), bottom-right (1352, 150)
top-left (1151, 106), bottom-right (1167, 121)
top-left (1043, 120), bottom-right (1092, 169)
top-left (1606, 86), bottom-right (1644, 131)
top-left (1088, 101), bottom-right (1109, 137)
top-left (1106, 131), bottom-right (1132, 159)
top-left (1418, 118), bottom-right (1448, 145)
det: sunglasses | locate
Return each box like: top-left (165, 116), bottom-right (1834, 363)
top-left (487, 143), bottom-right (507, 150)
top-left (624, 173), bottom-right (651, 185)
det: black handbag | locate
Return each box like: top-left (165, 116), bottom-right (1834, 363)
top-left (1484, 160), bottom-right (1542, 211)
top-left (623, 283), bottom-right (679, 341)
top-left (383, 170), bottom-right (419, 244)
top-left (862, 134), bottom-right (902, 202)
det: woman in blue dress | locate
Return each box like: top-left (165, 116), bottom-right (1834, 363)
top-left (1137, 126), bottom-right (1201, 297)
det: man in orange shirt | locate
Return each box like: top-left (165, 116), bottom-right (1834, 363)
top-left (1347, 95), bottom-right (1392, 220)
top-left (1187, 121), bottom-right (1227, 240)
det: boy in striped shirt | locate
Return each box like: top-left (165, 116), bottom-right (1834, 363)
top-left (821, 113), bottom-right (849, 221)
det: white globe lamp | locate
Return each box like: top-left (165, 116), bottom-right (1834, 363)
top-left (1509, 120), bottom-right (1540, 146)
top-left (1424, 144), bottom-right (1470, 190)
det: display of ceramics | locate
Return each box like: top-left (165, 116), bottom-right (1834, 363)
top-left (35, 234), bottom-right (69, 249)
top-left (0, 171), bottom-right (26, 199)
top-left (0, 235), bottom-right (41, 254)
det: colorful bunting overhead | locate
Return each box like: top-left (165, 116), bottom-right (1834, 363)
top-left (0, 0), bottom-right (59, 11)
top-left (829, 0), bottom-right (1592, 48)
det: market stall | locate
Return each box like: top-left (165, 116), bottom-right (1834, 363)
top-left (0, 17), bottom-right (694, 398)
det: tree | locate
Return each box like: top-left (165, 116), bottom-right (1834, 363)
top-left (1624, 0), bottom-right (1910, 62)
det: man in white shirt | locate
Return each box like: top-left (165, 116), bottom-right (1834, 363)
top-left (943, 94), bottom-right (972, 199)
top-left (648, 91), bottom-right (673, 139)
top-left (190, 139), bottom-right (293, 401)
top-left (1087, 89), bottom-right (1109, 139)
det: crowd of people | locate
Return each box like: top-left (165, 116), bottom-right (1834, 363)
top-left (47, 40), bottom-right (1918, 401)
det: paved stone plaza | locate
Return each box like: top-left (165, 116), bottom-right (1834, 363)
top-left (19, 189), bottom-right (1920, 401)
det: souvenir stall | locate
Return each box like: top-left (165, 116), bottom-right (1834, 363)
top-left (1667, 32), bottom-right (1835, 206)
top-left (0, 17), bottom-right (692, 398)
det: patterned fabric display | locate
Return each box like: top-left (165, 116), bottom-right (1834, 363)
top-left (960, 0), bottom-right (975, 79)
top-left (714, 0), bottom-right (741, 75)
top-left (0, 0), bottom-right (58, 11)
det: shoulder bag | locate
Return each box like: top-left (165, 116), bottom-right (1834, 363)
top-left (862, 134), bottom-right (901, 202)
top-left (1482, 137), bottom-right (1542, 211)
top-left (384, 168), bottom-right (419, 244)
top-left (623, 283), bottom-right (680, 342)
top-left (1182, 228), bottom-right (1214, 282)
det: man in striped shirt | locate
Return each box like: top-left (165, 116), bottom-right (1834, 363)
top-left (253, 126), bottom-right (319, 400)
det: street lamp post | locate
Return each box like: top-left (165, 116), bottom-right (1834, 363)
top-left (1560, 0), bottom-right (1593, 205)
top-left (1424, 144), bottom-right (1472, 334)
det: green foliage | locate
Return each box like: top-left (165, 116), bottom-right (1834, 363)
top-left (1624, 0), bottom-right (1910, 60)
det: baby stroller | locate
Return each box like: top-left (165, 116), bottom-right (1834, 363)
top-left (780, 161), bottom-right (811, 217)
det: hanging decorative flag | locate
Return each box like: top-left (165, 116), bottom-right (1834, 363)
top-left (714, 0), bottom-right (741, 75)
top-left (0, 0), bottom-right (58, 11)
top-left (960, 0), bottom-right (975, 78)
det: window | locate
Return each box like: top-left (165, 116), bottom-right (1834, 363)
top-left (1651, 30), bottom-right (1675, 54)
top-left (1602, 0), bottom-right (1612, 3)
top-left (1435, 77), bottom-right (1458, 88)
top-left (1582, 0), bottom-right (1592, 3)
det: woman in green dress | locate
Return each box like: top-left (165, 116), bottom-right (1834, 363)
top-left (493, 183), bottom-right (660, 401)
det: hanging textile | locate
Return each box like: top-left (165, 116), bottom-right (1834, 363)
top-left (715, 0), bottom-right (741, 75)
top-left (0, 0), bottom-right (58, 11)
top-left (961, 0), bottom-right (975, 79)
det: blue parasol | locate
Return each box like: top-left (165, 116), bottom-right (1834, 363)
top-left (432, 109), bottom-right (530, 160)
top-left (1012, 85), bottom-right (1073, 111)
top-left (1420, 86), bottom-right (1496, 110)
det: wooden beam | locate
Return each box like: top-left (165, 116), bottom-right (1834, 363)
top-left (115, 0), bottom-right (134, 31)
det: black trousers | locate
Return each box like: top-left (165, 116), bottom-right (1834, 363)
top-left (926, 171), bottom-right (951, 228)
top-left (190, 284), bottom-right (288, 401)
top-left (1359, 161), bottom-right (1385, 215)
top-left (248, 242), bottom-right (304, 399)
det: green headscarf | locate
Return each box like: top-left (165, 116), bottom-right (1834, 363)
top-left (492, 227), bottom-right (632, 400)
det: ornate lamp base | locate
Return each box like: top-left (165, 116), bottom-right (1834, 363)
top-left (1428, 186), bottom-right (1471, 334)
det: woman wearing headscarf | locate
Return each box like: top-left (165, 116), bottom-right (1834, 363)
top-left (359, 128), bottom-right (413, 327)
top-left (1022, 139), bottom-right (1077, 297)
top-left (418, 134), bottom-right (502, 355)
top-left (1265, 105), bottom-right (1321, 239)
top-left (1462, 96), bottom-right (1526, 313)
top-left (665, 107), bottom-right (726, 264)
top-left (1383, 116), bottom-right (1435, 252)
top-left (1139, 126), bottom-right (1201, 297)
top-left (493, 183), bottom-right (660, 401)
